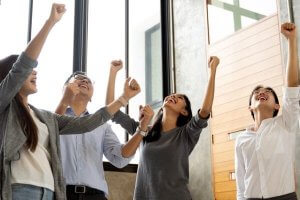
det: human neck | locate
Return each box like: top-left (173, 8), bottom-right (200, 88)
top-left (161, 109), bottom-right (178, 132)
top-left (70, 97), bottom-right (89, 116)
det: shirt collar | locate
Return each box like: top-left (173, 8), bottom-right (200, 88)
top-left (66, 107), bottom-right (89, 117)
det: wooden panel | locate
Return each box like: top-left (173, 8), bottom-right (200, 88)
top-left (215, 181), bottom-right (236, 193)
top-left (213, 151), bottom-right (234, 163)
top-left (213, 140), bottom-right (235, 154)
top-left (213, 133), bottom-right (229, 144)
top-left (215, 191), bottom-right (237, 200)
top-left (216, 55), bottom-right (282, 87)
top-left (216, 45), bottom-right (281, 77)
top-left (214, 160), bottom-right (235, 173)
top-left (214, 171), bottom-right (232, 182)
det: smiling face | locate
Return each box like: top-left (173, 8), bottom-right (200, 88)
top-left (163, 93), bottom-right (189, 117)
top-left (249, 86), bottom-right (280, 120)
top-left (68, 73), bottom-right (94, 100)
top-left (19, 70), bottom-right (38, 96)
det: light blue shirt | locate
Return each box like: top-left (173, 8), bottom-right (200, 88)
top-left (60, 108), bottom-right (132, 196)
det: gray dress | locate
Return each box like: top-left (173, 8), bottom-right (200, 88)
top-left (112, 111), bottom-right (209, 200)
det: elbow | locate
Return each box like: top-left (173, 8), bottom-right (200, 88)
top-left (121, 150), bottom-right (132, 158)
top-left (199, 109), bottom-right (211, 119)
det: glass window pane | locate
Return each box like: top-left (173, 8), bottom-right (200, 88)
top-left (0, 0), bottom-right (28, 58)
top-left (241, 16), bottom-right (257, 28)
top-left (87, 1), bottom-right (126, 147)
top-left (129, 0), bottom-right (163, 164)
top-left (207, 0), bottom-right (277, 43)
top-left (239, 0), bottom-right (277, 16)
top-left (29, 1), bottom-right (74, 111)
top-left (208, 5), bottom-right (235, 43)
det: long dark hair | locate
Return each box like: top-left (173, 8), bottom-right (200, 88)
top-left (144, 94), bottom-right (193, 143)
top-left (249, 85), bottom-right (279, 121)
top-left (0, 55), bottom-right (38, 151)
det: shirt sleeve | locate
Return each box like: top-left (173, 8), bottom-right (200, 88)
top-left (0, 52), bottom-right (38, 113)
top-left (281, 87), bottom-right (300, 133)
top-left (183, 110), bottom-right (209, 154)
top-left (235, 137), bottom-right (246, 200)
top-left (111, 111), bottom-right (139, 135)
top-left (103, 124), bottom-right (133, 168)
top-left (54, 107), bottom-right (112, 135)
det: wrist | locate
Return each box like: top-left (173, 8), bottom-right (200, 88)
top-left (46, 19), bottom-right (56, 27)
top-left (117, 95), bottom-right (129, 107)
top-left (137, 126), bottom-right (148, 137)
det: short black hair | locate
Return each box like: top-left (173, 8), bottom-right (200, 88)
top-left (248, 85), bottom-right (279, 120)
top-left (64, 71), bottom-right (86, 85)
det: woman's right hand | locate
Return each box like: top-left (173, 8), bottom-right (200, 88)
top-left (122, 77), bottom-right (141, 101)
top-left (139, 105), bottom-right (154, 131)
top-left (48, 3), bottom-right (66, 25)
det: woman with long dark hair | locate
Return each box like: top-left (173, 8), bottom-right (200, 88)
top-left (0, 4), bottom-right (140, 200)
top-left (105, 57), bottom-right (220, 199)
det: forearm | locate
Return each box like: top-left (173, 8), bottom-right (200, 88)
top-left (287, 38), bottom-right (299, 87)
top-left (25, 20), bottom-right (55, 60)
top-left (106, 70), bottom-right (117, 105)
top-left (199, 69), bottom-right (216, 118)
top-left (55, 100), bottom-right (68, 115)
top-left (121, 132), bottom-right (143, 157)
top-left (106, 98), bottom-right (127, 116)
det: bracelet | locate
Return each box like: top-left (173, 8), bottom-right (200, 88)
top-left (117, 96), bottom-right (128, 107)
top-left (136, 126), bottom-right (148, 137)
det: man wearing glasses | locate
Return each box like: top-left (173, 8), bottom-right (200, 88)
top-left (235, 23), bottom-right (299, 200)
top-left (55, 60), bottom-right (133, 200)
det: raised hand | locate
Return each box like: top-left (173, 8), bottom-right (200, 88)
top-left (122, 77), bottom-right (141, 101)
top-left (281, 22), bottom-right (297, 41)
top-left (61, 83), bottom-right (80, 106)
top-left (48, 3), bottom-right (66, 24)
top-left (209, 56), bottom-right (220, 71)
top-left (110, 60), bottom-right (123, 73)
top-left (139, 105), bottom-right (154, 131)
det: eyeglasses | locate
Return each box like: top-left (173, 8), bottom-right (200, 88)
top-left (72, 74), bottom-right (94, 85)
top-left (253, 88), bottom-right (272, 95)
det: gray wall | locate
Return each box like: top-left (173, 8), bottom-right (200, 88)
top-left (278, 0), bottom-right (300, 196)
top-left (173, 0), bottom-right (213, 199)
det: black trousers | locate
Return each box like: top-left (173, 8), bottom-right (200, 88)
top-left (66, 185), bottom-right (107, 200)
top-left (247, 192), bottom-right (298, 200)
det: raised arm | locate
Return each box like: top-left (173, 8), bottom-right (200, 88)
top-left (281, 23), bottom-right (299, 87)
top-left (0, 3), bottom-right (65, 113)
top-left (121, 105), bottom-right (154, 158)
top-left (25, 3), bottom-right (66, 60)
top-left (198, 56), bottom-right (219, 118)
top-left (106, 60), bottom-right (123, 105)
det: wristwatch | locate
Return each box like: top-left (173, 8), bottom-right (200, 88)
top-left (137, 126), bottom-right (148, 137)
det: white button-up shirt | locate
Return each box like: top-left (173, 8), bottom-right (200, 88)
top-left (235, 87), bottom-right (300, 199)
top-left (60, 108), bottom-right (132, 197)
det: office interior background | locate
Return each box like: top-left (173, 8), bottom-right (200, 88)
top-left (0, 0), bottom-right (299, 199)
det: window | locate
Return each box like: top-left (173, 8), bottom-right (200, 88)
top-left (87, 1), bottom-right (127, 143)
top-left (29, 0), bottom-right (74, 111)
top-left (128, 0), bottom-right (163, 163)
top-left (207, 0), bottom-right (277, 43)
top-left (0, 0), bottom-right (29, 58)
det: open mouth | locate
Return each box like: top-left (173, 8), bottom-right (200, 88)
top-left (166, 97), bottom-right (177, 104)
top-left (79, 84), bottom-right (89, 90)
top-left (257, 96), bottom-right (268, 101)
top-left (30, 78), bottom-right (37, 85)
